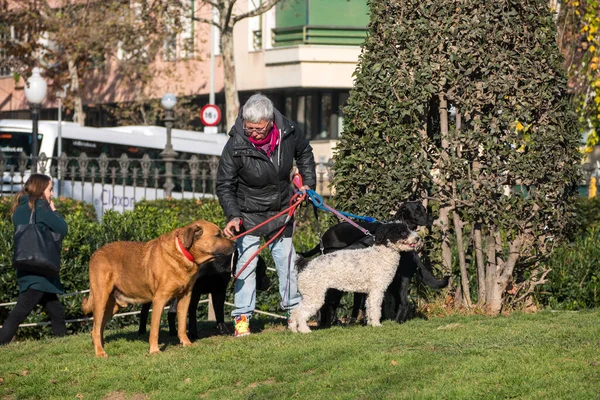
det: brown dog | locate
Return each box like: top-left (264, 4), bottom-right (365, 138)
top-left (81, 220), bottom-right (235, 357)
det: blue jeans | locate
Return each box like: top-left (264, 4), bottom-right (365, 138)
top-left (232, 235), bottom-right (301, 318)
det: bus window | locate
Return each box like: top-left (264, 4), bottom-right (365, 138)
top-left (63, 138), bottom-right (103, 158)
top-left (0, 131), bottom-right (43, 168)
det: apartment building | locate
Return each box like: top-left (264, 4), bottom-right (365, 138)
top-left (0, 0), bottom-right (369, 162)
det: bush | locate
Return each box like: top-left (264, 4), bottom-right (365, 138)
top-left (567, 197), bottom-right (600, 237)
top-left (536, 227), bottom-right (600, 310)
top-left (531, 197), bottom-right (600, 310)
top-left (0, 196), bottom-right (340, 339)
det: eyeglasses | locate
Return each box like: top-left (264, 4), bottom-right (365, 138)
top-left (244, 122), bottom-right (272, 135)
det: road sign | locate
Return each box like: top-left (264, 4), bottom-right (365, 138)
top-left (200, 104), bottom-right (221, 127)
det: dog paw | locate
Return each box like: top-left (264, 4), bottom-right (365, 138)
top-left (95, 351), bottom-right (108, 358)
top-left (149, 347), bottom-right (161, 355)
top-left (287, 321), bottom-right (299, 333)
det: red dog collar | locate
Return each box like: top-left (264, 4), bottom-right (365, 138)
top-left (176, 235), bottom-right (195, 263)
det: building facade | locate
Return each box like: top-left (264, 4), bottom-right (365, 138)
top-left (0, 0), bottom-right (369, 162)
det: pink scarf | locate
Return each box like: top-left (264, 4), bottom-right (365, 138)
top-left (248, 122), bottom-right (279, 158)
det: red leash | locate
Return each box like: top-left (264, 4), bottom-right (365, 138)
top-left (231, 174), bottom-right (306, 280)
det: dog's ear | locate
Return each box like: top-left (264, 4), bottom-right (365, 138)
top-left (182, 226), bottom-right (197, 249)
top-left (374, 224), bottom-right (391, 245)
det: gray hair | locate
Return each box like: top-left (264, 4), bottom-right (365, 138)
top-left (242, 94), bottom-right (274, 123)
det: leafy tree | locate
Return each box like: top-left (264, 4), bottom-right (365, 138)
top-left (334, 0), bottom-right (581, 314)
top-left (192, 0), bottom-right (285, 129)
top-left (554, 0), bottom-right (600, 151)
top-left (0, 0), bottom-right (186, 126)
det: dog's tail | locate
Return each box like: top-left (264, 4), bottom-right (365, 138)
top-left (418, 266), bottom-right (450, 289)
top-left (296, 255), bottom-right (310, 273)
top-left (298, 245), bottom-right (321, 258)
top-left (81, 292), bottom-right (93, 315)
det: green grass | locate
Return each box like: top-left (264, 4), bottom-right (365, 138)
top-left (0, 310), bottom-right (599, 399)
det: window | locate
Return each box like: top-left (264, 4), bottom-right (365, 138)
top-left (0, 26), bottom-right (23, 77)
top-left (163, 0), bottom-right (196, 60)
top-left (0, 131), bottom-right (43, 169)
top-left (279, 91), bottom-right (351, 140)
top-left (180, 0), bottom-right (195, 58)
top-left (337, 92), bottom-right (350, 138)
top-left (0, 30), bottom-right (11, 77)
top-left (318, 93), bottom-right (333, 140)
top-left (248, 0), bottom-right (262, 51)
top-left (163, 32), bottom-right (177, 61)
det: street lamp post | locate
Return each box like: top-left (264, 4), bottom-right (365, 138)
top-left (161, 93), bottom-right (178, 198)
top-left (24, 67), bottom-right (47, 174)
top-left (56, 84), bottom-right (69, 196)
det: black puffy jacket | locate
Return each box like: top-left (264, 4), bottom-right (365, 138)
top-left (216, 108), bottom-right (316, 238)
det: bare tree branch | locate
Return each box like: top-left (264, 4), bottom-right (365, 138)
top-left (192, 15), bottom-right (221, 29)
top-left (515, 268), bottom-right (551, 303)
top-left (223, 0), bottom-right (235, 29)
top-left (233, 0), bottom-right (282, 23)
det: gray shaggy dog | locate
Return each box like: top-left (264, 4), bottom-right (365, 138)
top-left (288, 222), bottom-right (422, 333)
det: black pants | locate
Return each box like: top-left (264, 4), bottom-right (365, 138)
top-left (0, 288), bottom-right (67, 345)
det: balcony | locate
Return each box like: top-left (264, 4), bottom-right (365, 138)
top-left (272, 25), bottom-right (367, 47)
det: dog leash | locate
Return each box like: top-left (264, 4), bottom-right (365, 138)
top-left (307, 190), bottom-right (377, 223)
top-left (305, 189), bottom-right (374, 237)
top-left (230, 174), bottom-right (306, 281)
top-left (312, 203), bottom-right (325, 255)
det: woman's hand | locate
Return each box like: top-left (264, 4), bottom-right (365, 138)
top-left (224, 217), bottom-right (242, 237)
top-left (299, 185), bottom-right (310, 194)
top-left (48, 198), bottom-right (57, 211)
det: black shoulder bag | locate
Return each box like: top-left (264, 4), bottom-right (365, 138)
top-left (12, 206), bottom-right (62, 276)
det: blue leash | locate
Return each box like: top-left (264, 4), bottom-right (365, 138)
top-left (305, 189), bottom-right (377, 223)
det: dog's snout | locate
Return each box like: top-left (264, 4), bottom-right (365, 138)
top-left (224, 240), bottom-right (236, 255)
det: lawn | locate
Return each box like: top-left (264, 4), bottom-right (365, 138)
top-left (0, 310), bottom-right (598, 399)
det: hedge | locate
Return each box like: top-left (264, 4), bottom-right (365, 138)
top-left (2, 195), bottom-right (598, 340)
top-left (0, 197), bottom-right (336, 339)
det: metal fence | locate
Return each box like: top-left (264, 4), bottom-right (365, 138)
top-left (0, 152), bottom-right (335, 217)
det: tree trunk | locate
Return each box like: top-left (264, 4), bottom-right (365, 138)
top-left (67, 55), bottom-right (85, 126)
top-left (473, 223), bottom-right (486, 307)
top-left (484, 229), bottom-right (523, 314)
top-left (437, 93), bottom-right (453, 278)
top-left (484, 227), bottom-right (497, 309)
top-left (220, 26), bottom-right (239, 130)
top-left (452, 206), bottom-right (472, 307)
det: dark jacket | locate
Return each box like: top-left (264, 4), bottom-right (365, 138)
top-left (216, 107), bottom-right (316, 237)
top-left (12, 196), bottom-right (68, 294)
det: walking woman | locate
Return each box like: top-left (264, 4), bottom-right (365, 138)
top-left (0, 174), bottom-right (69, 345)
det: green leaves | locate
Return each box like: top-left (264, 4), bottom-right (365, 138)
top-left (333, 0), bottom-right (582, 308)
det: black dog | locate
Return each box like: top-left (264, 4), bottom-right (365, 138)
top-left (300, 201), bottom-right (449, 327)
top-left (138, 252), bottom-right (270, 339)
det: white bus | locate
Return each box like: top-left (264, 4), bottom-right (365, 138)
top-left (0, 120), bottom-right (229, 217)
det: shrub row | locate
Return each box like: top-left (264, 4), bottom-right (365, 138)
top-left (0, 197), bottom-right (336, 339)
top-left (1, 195), bottom-right (598, 339)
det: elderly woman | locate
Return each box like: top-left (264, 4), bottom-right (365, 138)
top-left (216, 93), bottom-right (316, 337)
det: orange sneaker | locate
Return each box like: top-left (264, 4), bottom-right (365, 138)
top-left (234, 315), bottom-right (251, 337)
